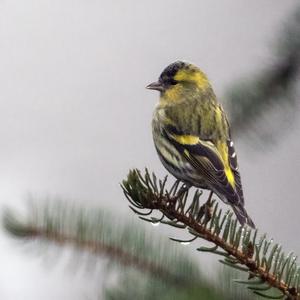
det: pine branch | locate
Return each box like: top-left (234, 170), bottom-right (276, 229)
top-left (5, 202), bottom-right (249, 299)
top-left (3, 201), bottom-right (257, 299)
top-left (4, 212), bottom-right (179, 284)
top-left (122, 169), bottom-right (300, 300)
top-left (2, 202), bottom-right (201, 287)
top-left (225, 6), bottom-right (300, 141)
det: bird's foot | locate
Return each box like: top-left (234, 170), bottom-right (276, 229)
top-left (196, 191), bottom-right (214, 223)
top-left (174, 183), bottom-right (190, 200)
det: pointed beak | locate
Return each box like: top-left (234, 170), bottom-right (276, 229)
top-left (146, 81), bottom-right (164, 92)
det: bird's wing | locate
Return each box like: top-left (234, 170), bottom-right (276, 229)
top-left (162, 124), bottom-right (242, 206)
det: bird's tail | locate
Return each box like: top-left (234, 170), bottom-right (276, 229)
top-left (232, 205), bottom-right (255, 228)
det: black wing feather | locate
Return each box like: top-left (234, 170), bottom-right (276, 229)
top-left (162, 126), bottom-right (240, 206)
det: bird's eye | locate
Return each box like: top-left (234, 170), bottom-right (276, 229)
top-left (169, 79), bottom-right (178, 85)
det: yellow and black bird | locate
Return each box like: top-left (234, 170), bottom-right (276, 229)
top-left (147, 61), bottom-right (255, 228)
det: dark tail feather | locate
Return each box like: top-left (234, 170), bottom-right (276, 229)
top-left (232, 205), bottom-right (255, 228)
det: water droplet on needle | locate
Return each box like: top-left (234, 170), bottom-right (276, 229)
top-left (180, 242), bottom-right (190, 246)
top-left (151, 222), bottom-right (160, 227)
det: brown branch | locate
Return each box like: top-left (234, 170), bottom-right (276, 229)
top-left (143, 195), bottom-right (299, 300)
top-left (21, 226), bottom-right (187, 286)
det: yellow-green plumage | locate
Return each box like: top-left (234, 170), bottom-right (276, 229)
top-left (148, 61), bottom-right (255, 228)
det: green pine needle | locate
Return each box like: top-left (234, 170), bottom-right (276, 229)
top-left (122, 168), bottom-right (300, 300)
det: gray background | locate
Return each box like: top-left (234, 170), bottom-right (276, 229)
top-left (0, 1), bottom-right (299, 299)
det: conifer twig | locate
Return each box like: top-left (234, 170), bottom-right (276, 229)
top-left (122, 169), bottom-right (300, 300)
top-left (3, 206), bottom-right (198, 287)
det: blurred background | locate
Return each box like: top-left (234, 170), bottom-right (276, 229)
top-left (0, 0), bottom-right (299, 299)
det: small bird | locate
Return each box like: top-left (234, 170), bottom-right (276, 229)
top-left (147, 61), bottom-right (255, 228)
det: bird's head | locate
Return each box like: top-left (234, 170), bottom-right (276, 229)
top-left (146, 61), bottom-right (211, 103)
